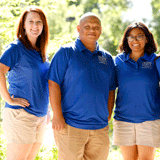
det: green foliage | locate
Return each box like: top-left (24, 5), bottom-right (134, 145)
top-left (47, 33), bottom-right (77, 60)
top-left (0, 0), bottom-right (133, 57)
top-left (151, 0), bottom-right (160, 52)
top-left (0, 125), bottom-right (6, 160)
top-left (35, 146), bottom-right (58, 160)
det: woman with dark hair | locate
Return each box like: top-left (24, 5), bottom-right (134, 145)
top-left (0, 6), bottom-right (50, 160)
top-left (113, 22), bottom-right (160, 160)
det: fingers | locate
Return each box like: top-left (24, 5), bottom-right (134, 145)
top-left (18, 98), bottom-right (30, 107)
top-left (11, 96), bottom-right (30, 108)
top-left (52, 122), bottom-right (65, 131)
top-left (52, 124), bottom-right (63, 131)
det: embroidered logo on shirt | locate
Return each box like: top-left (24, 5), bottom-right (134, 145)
top-left (98, 56), bottom-right (107, 64)
top-left (142, 62), bottom-right (152, 69)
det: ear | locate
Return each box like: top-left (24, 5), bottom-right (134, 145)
top-left (100, 26), bottom-right (102, 35)
top-left (77, 25), bottom-right (80, 33)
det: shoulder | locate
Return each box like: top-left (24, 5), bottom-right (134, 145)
top-left (114, 52), bottom-right (126, 65)
top-left (61, 41), bottom-right (76, 51)
top-left (9, 39), bottom-right (23, 48)
top-left (54, 41), bottom-right (76, 59)
top-left (4, 39), bottom-right (23, 53)
top-left (148, 53), bottom-right (157, 61)
top-left (0, 39), bottom-right (23, 67)
top-left (99, 47), bottom-right (114, 61)
top-left (99, 47), bottom-right (111, 56)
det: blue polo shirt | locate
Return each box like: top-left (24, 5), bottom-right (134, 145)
top-left (0, 39), bottom-right (49, 117)
top-left (47, 38), bottom-right (116, 129)
top-left (114, 52), bottom-right (160, 123)
top-left (155, 57), bottom-right (160, 78)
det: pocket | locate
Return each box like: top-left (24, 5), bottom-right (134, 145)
top-left (11, 108), bottom-right (23, 119)
top-left (58, 124), bottom-right (68, 135)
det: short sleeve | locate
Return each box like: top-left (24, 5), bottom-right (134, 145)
top-left (0, 43), bottom-right (20, 69)
top-left (155, 57), bottom-right (160, 79)
top-left (114, 55), bottom-right (120, 66)
top-left (114, 56), bottom-right (119, 88)
top-left (108, 55), bottom-right (116, 91)
top-left (47, 47), bottom-right (69, 85)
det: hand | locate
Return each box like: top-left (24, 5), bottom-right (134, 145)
top-left (52, 115), bottom-right (66, 131)
top-left (8, 95), bottom-right (30, 108)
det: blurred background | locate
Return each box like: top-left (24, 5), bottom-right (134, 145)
top-left (1, 0), bottom-right (160, 59)
top-left (1, 0), bottom-right (160, 159)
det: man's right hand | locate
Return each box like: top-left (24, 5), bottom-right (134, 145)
top-left (52, 115), bottom-right (66, 131)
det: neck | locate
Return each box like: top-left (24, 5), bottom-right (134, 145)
top-left (30, 40), bottom-right (37, 48)
top-left (80, 39), bottom-right (97, 52)
top-left (130, 51), bottom-right (144, 62)
top-left (27, 36), bottom-right (37, 48)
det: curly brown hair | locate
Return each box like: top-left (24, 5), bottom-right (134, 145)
top-left (117, 22), bottom-right (158, 55)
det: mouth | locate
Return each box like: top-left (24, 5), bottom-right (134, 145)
top-left (88, 34), bottom-right (96, 37)
top-left (133, 44), bottom-right (139, 46)
top-left (31, 30), bottom-right (39, 33)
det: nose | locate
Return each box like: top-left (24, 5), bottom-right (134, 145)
top-left (89, 27), bottom-right (96, 31)
top-left (133, 37), bottom-right (138, 41)
top-left (33, 22), bottom-right (38, 26)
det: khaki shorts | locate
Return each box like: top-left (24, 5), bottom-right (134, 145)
top-left (113, 119), bottom-right (160, 147)
top-left (54, 124), bottom-right (110, 160)
top-left (2, 108), bottom-right (47, 144)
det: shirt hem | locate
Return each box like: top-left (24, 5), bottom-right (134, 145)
top-left (65, 120), bottom-right (108, 130)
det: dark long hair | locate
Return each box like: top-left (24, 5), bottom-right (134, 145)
top-left (16, 6), bottom-right (49, 62)
top-left (117, 22), bottom-right (158, 54)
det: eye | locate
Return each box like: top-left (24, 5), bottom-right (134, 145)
top-left (84, 26), bottom-right (90, 29)
top-left (129, 36), bottom-right (134, 38)
top-left (95, 27), bottom-right (100, 30)
top-left (37, 21), bottom-right (42, 24)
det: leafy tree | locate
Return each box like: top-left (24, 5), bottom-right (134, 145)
top-left (0, 0), bottom-right (41, 55)
top-left (0, 0), bottom-right (133, 57)
top-left (40, 0), bottom-right (133, 57)
top-left (151, 0), bottom-right (160, 51)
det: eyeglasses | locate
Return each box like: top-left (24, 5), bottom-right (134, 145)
top-left (127, 35), bottom-right (145, 42)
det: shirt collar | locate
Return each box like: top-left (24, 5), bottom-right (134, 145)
top-left (141, 52), bottom-right (151, 61)
top-left (75, 37), bottom-right (102, 56)
top-left (123, 52), bottom-right (130, 61)
top-left (123, 52), bottom-right (150, 62)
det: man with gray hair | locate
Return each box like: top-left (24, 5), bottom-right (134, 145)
top-left (47, 12), bottom-right (116, 160)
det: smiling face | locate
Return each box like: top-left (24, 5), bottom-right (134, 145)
top-left (128, 28), bottom-right (148, 54)
top-left (24, 11), bottom-right (43, 46)
top-left (77, 16), bottom-right (102, 45)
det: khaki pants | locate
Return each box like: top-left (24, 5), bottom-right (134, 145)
top-left (54, 124), bottom-right (110, 160)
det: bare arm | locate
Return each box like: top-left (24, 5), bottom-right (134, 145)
top-left (48, 80), bottom-right (66, 130)
top-left (107, 90), bottom-right (115, 121)
top-left (0, 63), bottom-right (30, 107)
